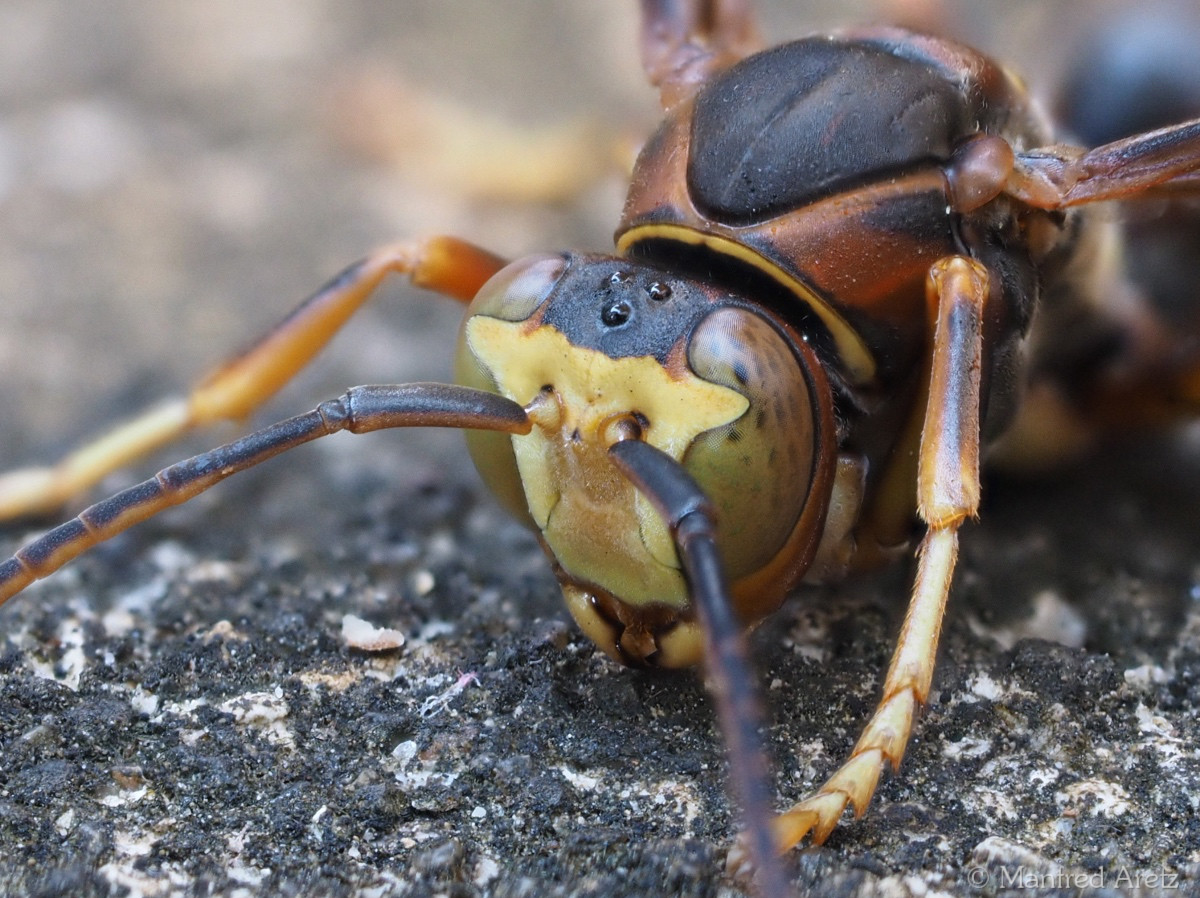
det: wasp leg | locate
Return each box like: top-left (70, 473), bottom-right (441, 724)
top-left (760, 257), bottom-right (987, 855)
top-left (993, 118), bottom-right (1200, 467)
top-left (1009, 117), bottom-right (1200, 209)
top-left (0, 237), bottom-right (507, 522)
top-left (0, 383), bottom-right (529, 607)
top-left (609, 439), bottom-right (790, 898)
top-left (639, 0), bottom-right (761, 107)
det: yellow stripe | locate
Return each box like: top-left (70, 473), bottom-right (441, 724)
top-left (617, 224), bottom-right (876, 384)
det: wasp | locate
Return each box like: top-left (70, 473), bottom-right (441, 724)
top-left (2, 1), bottom-right (1200, 894)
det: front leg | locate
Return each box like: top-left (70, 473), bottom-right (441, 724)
top-left (734, 256), bottom-right (989, 867)
top-left (0, 236), bottom-right (506, 521)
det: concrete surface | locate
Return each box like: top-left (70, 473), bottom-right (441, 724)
top-left (2, 3), bottom-right (1199, 896)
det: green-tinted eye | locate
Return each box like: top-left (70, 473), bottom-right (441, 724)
top-left (454, 254), bottom-right (565, 529)
top-left (458, 253), bottom-right (565, 325)
top-left (684, 307), bottom-right (819, 581)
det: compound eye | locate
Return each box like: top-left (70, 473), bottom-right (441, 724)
top-left (453, 254), bottom-right (566, 529)
top-left (684, 308), bottom-right (819, 581)
top-left (461, 253), bottom-right (565, 324)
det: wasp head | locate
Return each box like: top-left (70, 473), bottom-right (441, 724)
top-left (454, 253), bottom-right (833, 667)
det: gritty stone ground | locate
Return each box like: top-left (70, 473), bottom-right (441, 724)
top-left (2, 2), bottom-right (1199, 896)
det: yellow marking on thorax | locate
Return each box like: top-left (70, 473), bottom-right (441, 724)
top-left (466, 316), bottom-right (748, 608)
top-left (617, 224), bottom-right (876, 385)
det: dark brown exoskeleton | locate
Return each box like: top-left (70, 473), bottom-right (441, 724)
top-left (2, 2), bottom-right (1200, 893)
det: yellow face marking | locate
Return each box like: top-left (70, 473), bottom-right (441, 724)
top-left (616, 224), bottom-right (877, 385)
top-left (466, 316), bottom-right (749, 609)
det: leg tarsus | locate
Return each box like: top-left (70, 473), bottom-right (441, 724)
top-left (753, 527), bottom-right (955, 858)
top-left (0, 399), bottom-right (191, 521)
